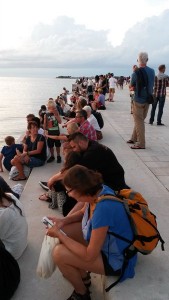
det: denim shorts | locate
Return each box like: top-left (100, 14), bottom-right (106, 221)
top-left (26, 157), bottom-right (45, 168)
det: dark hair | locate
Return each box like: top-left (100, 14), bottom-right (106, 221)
top-left (0, 188), bottom-right (23, 216)
top-left (5, 136), bottom-right (15, 146)
top-left (76, 110), bottom-right (87, 120)
top-left (79, 98), bottom-right (87, 108)
top-left (26, 114), bottom-right (35, 119)
top-left (41, 105), bottom-right (46, 110)
top-left (27, 121), bottom-right (38, 130)
top-left (61, 151), bottom-right (82, 173)
top-left (68, 132), bottom-right (88, 143)
top-left (63, 165), bottom-right (103, 196)
top-left (158, 64), bottom-right (165, 71)
top-left (32, 117), bottom-right (40, 128)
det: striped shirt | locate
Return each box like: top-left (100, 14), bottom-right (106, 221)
top-left (153, 76), bottom-right (169, 97)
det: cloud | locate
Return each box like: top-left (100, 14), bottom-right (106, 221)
top-left (0, 11), bottom-right (169, 69)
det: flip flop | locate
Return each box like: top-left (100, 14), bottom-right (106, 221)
top-left (127, 140), bottom-right (134, 144)
top-left (39, 193), bottom-right (52, 202)
top-left (130, 145), bottom-right (145, 149)
top-left (12, 176), bottom-right (27, 181)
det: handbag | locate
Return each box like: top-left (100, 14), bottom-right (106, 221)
top-left (36, 234), bottom-right (60, 278)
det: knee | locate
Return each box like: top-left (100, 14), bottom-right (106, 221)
top-left (53, 244), bottom-right (66, 265)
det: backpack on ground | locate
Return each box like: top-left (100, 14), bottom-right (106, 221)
top-left (92, 111), bottom-right (104, 129)
top-left (95, 189), bottom-right (165, 291)
top-left (0, 240), bottom-right (20, 300)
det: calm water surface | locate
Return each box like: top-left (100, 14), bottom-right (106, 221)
top-left (0, 77), bottom-right (75, 147)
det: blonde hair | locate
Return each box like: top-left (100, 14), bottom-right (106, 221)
top-left (67, 122), bottom-right (79, 134)
top-left (47, 99), bottom-right (56, 108)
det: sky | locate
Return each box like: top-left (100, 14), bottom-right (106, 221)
top-left (0, 0), bottom-right (169, 75)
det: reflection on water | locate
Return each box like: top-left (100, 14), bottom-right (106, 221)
top-left (0, 77), bottom-right (75, 147)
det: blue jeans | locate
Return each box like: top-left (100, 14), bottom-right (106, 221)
top-left (149, 96), bottom-right (165, 124)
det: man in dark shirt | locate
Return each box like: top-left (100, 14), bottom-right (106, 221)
top-left (149, 64), bottom-right (169, 126)
top-left (68, 132), bottom-right (128, 190)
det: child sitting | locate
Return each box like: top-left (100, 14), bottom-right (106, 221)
top-left (0, 136), bottom-right (23, 172)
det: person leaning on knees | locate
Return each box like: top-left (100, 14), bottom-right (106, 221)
top-left (149, 64), bottom-right (169, 126)
top-left (47, 165), bottom-right (137, 300)
top-left (127, 52), bottom-right (155, 149)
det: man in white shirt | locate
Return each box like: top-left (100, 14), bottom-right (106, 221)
top-left (108, 73), bottom-right (117, 102)
top-left (83, 106), bottom-right (103, 140)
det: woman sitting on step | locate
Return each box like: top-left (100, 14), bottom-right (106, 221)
top-left (47, 165), bottom-right (137, 300)
top-left (0, 187), bottom-right (28, 259)
top-left (11, 121), bottom-right (46, 181)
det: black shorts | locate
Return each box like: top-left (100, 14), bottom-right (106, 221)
top-left (47, 137), bottom-right (61, 148)
top-left (101, 252), bottom-right (121, 276)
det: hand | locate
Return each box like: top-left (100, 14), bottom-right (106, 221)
top-left (47, 224), bottom-right (60, 238)
top-left (44, 130), bottom-right (48, 137)
top-left (49, 216), bottom-right (65, 229)
top-left (16, 149), bottom-right (22, 156)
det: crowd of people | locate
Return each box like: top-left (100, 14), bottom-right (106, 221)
top-left (0, 52), bottom-right (168, 300)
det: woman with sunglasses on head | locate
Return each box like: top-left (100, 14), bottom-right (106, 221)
top-left (47, 165), bottom-right (137, 300)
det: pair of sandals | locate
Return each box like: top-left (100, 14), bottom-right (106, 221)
top-left (127, 140), bottom-right (145, 149)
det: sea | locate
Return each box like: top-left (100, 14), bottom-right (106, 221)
top-left (0, 66), bottom-right (132, 148)
top-left (0, 76), bottom-right (76, 148)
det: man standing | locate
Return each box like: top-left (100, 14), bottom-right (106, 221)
top-left (108, 73), bottom-right (117, 102)
top-left (149, 64), bottom-right (169, 126)
top-left (127, 52), bottom-right (155, 149)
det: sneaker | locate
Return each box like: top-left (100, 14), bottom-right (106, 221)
top-left (149, 121), bottom-right (153, 125)
top-left (157, 123), bottom-right (165, 126)
top-left (67, 290), bottom-right (91, 300)
top-left (39, 181), bottom-right (49, 191)
top-left (47, 156), bottom-right (55, 163)
top-left (57, 155), bottom-right (62, 163)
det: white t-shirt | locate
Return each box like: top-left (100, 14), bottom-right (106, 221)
top-left (109, 77), bottom-right (117, 88)
top-left (88, 114), bottom-right (101, 131)
top-left (0, 193), bottom-right (28, 259)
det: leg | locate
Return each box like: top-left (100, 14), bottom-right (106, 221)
top-left (130, 102), bottom-right (138, 143)
top-left (157, 96), bottom-right (165, 124)
top-left (149, 97), bottom-right (158, 124)
top-left (53, 244), bottom-right (104, 295)
top-left (133, 102), bottom-right (149, 148)
top-left (11, 156), bottom-right (26, 178)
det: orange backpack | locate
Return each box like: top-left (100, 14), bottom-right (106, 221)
top-left (96, 189), bottom-right (165, 291)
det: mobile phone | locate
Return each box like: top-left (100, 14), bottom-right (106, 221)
top-left (42, 216), bottom-right (54, 227)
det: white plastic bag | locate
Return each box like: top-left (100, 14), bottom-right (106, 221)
top-left (36, 235), bottom-right (60, 278)
top-left (9, 166), bottom-right (31, 180)
top-left (11, 184), bottom-right (24, 197)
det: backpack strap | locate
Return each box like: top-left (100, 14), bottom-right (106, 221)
top-left (105, 258), bottom-right (129, 292)
top-left (97, 194), bottom-right (133, 292)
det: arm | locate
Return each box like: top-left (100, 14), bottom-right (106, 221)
top-left (53, 108), bottom-right (62, 124)
top-left (48, 224), bottom-right (108, 262)
top-left (44, 131), bottom-right (68, 141)
top-left (47, 171), bottom-right (64, 189)
top-left (23, 137), bottom-right (45, 156)
top-left (0, 153), bottom-right (4, 172)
